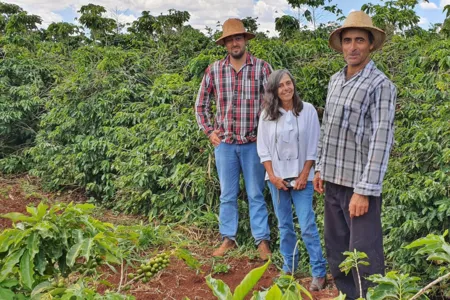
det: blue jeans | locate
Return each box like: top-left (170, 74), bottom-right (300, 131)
top-left (268, 181), bottom-right (326, 277)
top-left (214, 142), bottom-right (270, 243)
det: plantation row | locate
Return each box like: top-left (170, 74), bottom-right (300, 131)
top-left (0, 0), bottom-right (449, 296)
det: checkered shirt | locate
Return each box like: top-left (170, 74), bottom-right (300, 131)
top-left (316, 60), bottom-right (397, 196)
top-left (195, 53), bottom-right (272, 144)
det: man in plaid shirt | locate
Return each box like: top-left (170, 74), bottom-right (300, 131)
top-left (195, 18), bottom-right (272, 259)
top-left (313, 11), bottom-right (397, 298)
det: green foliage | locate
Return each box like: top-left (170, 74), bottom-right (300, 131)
top-left (366, 271), bottom-right (425, 300)
top-left (212, 263), bottom-right (231, 275)
top-left (31, 277), bottom-right (135, 299)
top-left (206, 259), bottom-right (271, 300)
top-left (362, 1), bottom-right (423, 35)
top-left (0, 3), bottom-right (448, 294)
top-left (339, 250), bottom-right (370, 299)
top-left (252, 274), bottom-right (312, 299)
top-left (0, 202), bottom-right (139, 291)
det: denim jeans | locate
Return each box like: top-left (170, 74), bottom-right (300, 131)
top-left (214, 142), bottom-right (270, 243)
top-left (268, 181), bottom-right (327, 277)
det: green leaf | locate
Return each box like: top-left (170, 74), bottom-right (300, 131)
top-left (281, 289), bottom-right (298, 300)
top-left (0, 248), bottom-right (25, 282)
top-left (175, 248), bottom-right (202, 270)
top-left (205, 274), bottom-right (233, 300)
top-left (27, 231), bottom-right (40, 256)
top-left (0, 212), bottom-right (36, 223)
top-left (36, 202), bottom-right (49, 219)
top-left (0, 287), bottom-right (15, 300)
top-left (0, 230), bottom-right (18, 252)
top-left (66, 239), bottom-right (85, 267)
top-left (80, 238), bottom-right (94, 261)
top-left (0, 278), bottom-right (19, 288)
top-left (366, 284), bottom-right (398, 300)
top-left (295, 282), bottom-right (312, 300)
top-left (233, 260), bottom-right (270, 300)
top-left (265, 284), bottom-right (283, 299)
top-left (19, 249), bottom-right (35, 290)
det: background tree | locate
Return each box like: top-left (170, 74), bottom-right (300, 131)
top-left (275, 15), bottom-right (299, 40)
top-left (362, 0), bottom-right (428, 36)
top-left (77, 4), bottom-right (116, 43)
top-left (128, 11), bottom-right (157, 38)
top-left (287, 0), bottom-right (343, 30)
top-left (242, 16), bottom-right (259, 33)
top-left (441, 4), bottom-right (450, 37)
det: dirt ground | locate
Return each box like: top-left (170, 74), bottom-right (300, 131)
top-left (0, 176), bottom-right (339, 300)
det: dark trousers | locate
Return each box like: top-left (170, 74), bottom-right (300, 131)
top-left (324, 182), bottom-right (385, 300)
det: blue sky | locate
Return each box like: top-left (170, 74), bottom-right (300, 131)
top-left (8, 0), bottom-right (449, 35)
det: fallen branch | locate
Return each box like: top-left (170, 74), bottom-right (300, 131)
top-left (410, 272), bottom-right (450, 300)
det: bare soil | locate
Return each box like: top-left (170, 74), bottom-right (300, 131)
top-left (0, 175), bottom-right (339, 300)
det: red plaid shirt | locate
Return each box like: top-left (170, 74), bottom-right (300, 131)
top-left (195, 53), bottom-right (272, 144)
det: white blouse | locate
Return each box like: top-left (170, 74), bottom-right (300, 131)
top-left (257, 102), bottom-right (320, 181)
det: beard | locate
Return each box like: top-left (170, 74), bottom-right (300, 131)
top-left (230, 47), bottom-right (245, 59)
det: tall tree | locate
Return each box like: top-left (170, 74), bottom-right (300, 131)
top-left (441, 4), bottom-right (450, 37)
top-left (362, 0), bottom-right (428, 35)
top-left (275, 15), bottom-right (299, 40)
top-left (287, 0), bottom-right (343, 30)
top-left (242, 16), bottom-right (259, 33)
top-left (128, 11), bottom-right (157, 37)
top-left (77, 4), bottom-right (116, 42)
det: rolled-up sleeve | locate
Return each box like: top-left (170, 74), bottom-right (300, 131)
top-left (195, 67), bottom-right (214, 136)
top-left (354, 81), bottom-right (397, 196)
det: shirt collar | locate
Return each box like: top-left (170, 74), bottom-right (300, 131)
top-left (340, 60), bottom-right (375, 80)
top-left (222, 52), bottom-right (254, 67)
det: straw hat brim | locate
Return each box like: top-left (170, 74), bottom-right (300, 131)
top-left (216, 32), bottom-right (255, 46)
top-left (329, 26), bottom-right (386, 52)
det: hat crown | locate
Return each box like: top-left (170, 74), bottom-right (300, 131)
top-left (215, 18), bottom-right (255, 45)
top-left (222, 18), bottom-right (246, 37)
top-left (343, 11), bottom-right (374, 28)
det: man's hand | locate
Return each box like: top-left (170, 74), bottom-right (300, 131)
top-left (293, 172), bottom-right (308, 190)
top-left (349, 193), bottom-right (369, 218)
top-left (269, 175), bottom-right (288, 191)
top-left (313, 172), bottom-right (324, 194)
top-left (209, 130), bottom-right (221, 147)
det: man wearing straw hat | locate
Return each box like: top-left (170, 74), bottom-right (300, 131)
top-left (195, 18), bottom-right (272, 259)
top-left (313, 11), bottom-right (397, 298)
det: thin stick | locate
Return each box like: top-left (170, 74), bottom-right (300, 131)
top-left (410, 272), bottom-right (450, 300)
top-left (118, 259), bottom-right (124, 292)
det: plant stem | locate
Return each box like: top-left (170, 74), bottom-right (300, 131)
top-left (356, 264), bottom-right (363, 299)
top-left (410, 272), bottom-right (450, 300)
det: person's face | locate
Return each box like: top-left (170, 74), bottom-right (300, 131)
top-left (224, 34), bottom-right (246, 59)
top-left (277, 73), bottom-right (294, 105)
top-left (341, 29), bottom-right (374, 69)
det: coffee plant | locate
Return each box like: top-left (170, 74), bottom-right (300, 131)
top-left (0, 1), bottom-right (449, 296)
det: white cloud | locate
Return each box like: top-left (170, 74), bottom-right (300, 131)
top-left (4, 0), bottom-right (294, 34)
top-left (419, 1), bottom-right (438, 9)
top-left (419, 16), bottom-right (429, 25)
top-left (441, 0), bottom-right (450, 8)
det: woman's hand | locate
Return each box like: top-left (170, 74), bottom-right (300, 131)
top-left (269, 175), bottom-right (288, 191)
top-left (293, 172), bottom-right (308, 190)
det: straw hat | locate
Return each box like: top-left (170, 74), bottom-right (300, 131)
top-left (329, 11), bottom-right (386, 53)
top-left (216, 18), bottom-right (255, 46)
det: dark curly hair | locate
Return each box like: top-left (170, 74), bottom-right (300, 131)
top-left (263, 69), bottom-right (303, 121)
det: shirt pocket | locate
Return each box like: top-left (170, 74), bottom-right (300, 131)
top-left (342, 104), bottom-right (363, 136)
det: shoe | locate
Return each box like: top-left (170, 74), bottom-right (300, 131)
top-left (310, 276), bottom-right (327, 291)
top-left (257, 240), bottom-right (272, 260)
top-left (212, 238), bottom-right (236, 257)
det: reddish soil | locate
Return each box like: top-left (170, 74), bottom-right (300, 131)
top-left (0, 176), bottom-right (339, 300)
